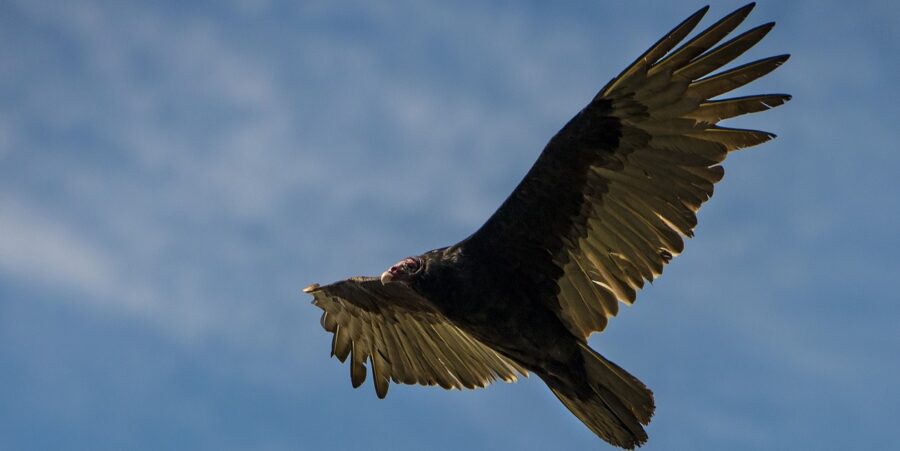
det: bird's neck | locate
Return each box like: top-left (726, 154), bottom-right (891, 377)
top-left (412, 253), bottom-right (470, 313)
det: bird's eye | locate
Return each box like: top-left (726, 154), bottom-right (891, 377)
top-left (405, 257), bottom-right (421, 272)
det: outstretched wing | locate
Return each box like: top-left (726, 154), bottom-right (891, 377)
top-left (464, 3), bottom-right (789, 339)
top-left (305, 277), bottom-right (527, 398)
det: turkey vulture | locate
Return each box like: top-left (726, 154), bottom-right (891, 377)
top-left (305, 3), bottom-right (788, 449)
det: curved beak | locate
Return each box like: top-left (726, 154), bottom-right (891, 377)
top-left (380, 270), bottom-right (394, 285)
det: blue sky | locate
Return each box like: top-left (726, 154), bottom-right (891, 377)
top-left (1, 0), bottom-right (898, 449)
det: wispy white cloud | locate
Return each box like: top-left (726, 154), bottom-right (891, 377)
top-left (0, 200), bottom-right (118, 300)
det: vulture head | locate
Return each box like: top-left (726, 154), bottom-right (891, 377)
top-left (380, 256), bottom-right (423, 285)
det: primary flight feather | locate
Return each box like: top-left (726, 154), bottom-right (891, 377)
top-left (305, 3), bottom-right (789, 448)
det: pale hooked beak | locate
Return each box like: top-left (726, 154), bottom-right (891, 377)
top-left (380, 270), bottom-right (394, 285)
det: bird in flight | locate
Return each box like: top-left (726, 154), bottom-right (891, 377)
top-left (305, 3), bottom-right (788, 448)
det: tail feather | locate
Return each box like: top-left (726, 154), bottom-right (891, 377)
top-left (548, 343), bottom-right (655, 449)
top-left (579, 342), bottom-right (655, 424)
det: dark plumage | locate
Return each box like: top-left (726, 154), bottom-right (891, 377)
top-left (305, 3), bottom-right (789, 448)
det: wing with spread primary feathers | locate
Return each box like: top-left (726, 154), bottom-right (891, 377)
top-left (465, 3), bottom-right (789, 339)
top-left (305, 277), bottom-right (527, 398)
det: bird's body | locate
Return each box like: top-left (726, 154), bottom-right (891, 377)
top-left (423, 260), bottom-right (630, 441)
top-left (305, 3), bottom-right (789, 448)
top-left (412, 246), bottom-right (580, 379)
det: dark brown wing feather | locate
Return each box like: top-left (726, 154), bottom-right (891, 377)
top-left (306, 277), bottom-right (527, 398)
top-left (465, 3), bottom-right (789, 339)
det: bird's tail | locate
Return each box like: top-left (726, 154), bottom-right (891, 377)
top-left (547, 342), bottom-right (655, 449)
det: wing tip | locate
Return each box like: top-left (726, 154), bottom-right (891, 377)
top-left (757, 21), bottom-right (776, 34)
top-left (686, 5), bottom-right (711, 30)
top-left (726, 2), bottom-right (756, 23)
top-left (729, 2), bottom-right (756, 20)
top-left (303, 283), bottom-right (321, 294)
top-left (763, 53), bottom-right (791, 75)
